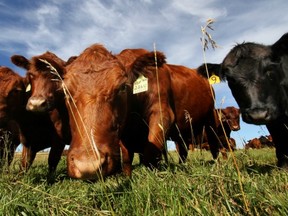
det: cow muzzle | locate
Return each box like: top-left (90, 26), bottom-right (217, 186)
top-left (67, 150), bottom-right (107, 180)
top-left (243, 108), bottom-right (271, 125)
top-left (26, 97), bottom-right (50, 112)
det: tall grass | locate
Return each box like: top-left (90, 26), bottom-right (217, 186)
top-left (1, 149), bottom-right (288, 215)
top-left (1, 99), bottom-right (287, 216)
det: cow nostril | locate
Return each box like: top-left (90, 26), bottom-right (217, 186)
top-left (246, 108), bottom-right (269, 121)
top-left (27, 98), bottom-right (48, 111)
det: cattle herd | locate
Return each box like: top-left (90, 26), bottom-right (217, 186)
top-left (0, 32), bottom-right (287, 181)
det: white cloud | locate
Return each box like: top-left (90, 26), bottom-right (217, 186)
top-left (2, 0), bottom-right (286, 145)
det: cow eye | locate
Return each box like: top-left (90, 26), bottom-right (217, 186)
top-left (28, 73), bottom-right (34, 80)
top-left (265, 69), bottom-right (276, 80)
top-left (118, 83), bottom-right (128, 93)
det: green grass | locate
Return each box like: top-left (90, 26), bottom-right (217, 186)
top-left (1, 149), bottom-right (288, 215)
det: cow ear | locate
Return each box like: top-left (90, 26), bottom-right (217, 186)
top-left (65, 56), bottom-right (77, 66)
top-left (197, 63), bottom-right (222, 79)
top-left (222, 46), bottom-right (244, 68)
top-left (11, 55), bottom-right (30, 70)
top-left (131, 51), bottom-right (166, 78)
top-left (272, 32), bottom-right (288, 58)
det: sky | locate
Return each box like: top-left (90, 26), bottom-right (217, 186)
top-left (1, 0), bottom-right (287, 148)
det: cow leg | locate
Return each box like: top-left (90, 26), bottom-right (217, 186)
top-left (205, 125), bottom-right (221, 160)
top-left (145, 111), bottom-right (173, 168)
top-left (218, 136), bottom-right (228, 159)
top-left (266, 122), bottom-right (288, 169)
top-left (143, 141), bottom-right (162, 168)
top-left (48, 142), bottom-right (65, 175)
top-left (21, 146), bottom-right (36, 171)
top-left (119, 141), bottom-right (133, 177)
top-left (176, 140), bottom-right (188, 163)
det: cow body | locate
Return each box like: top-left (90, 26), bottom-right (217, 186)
top-left (118, 49), bottom-right (222, 174)
top-left (197, 32), bottom-right (288, 168)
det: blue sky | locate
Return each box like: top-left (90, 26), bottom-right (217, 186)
top-left (1, 0), bottom-right (287, 148)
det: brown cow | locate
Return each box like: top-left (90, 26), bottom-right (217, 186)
top-left (191, 106), bottom-right (240, 152)
top-left (215, 106), bottom-right (240, 151)
top-left (44, 45), bottom-right (221, 180)
top-left (259, 135), bottom-right (274, 148)
top-left (245, 138), bottom-right (262, 149)
top-left (117, 49), bottom-right (222, 174)
top-left (11, 52), bottom-right (73, 175)
top-left (0, 66), bottom-right (63, 174)
top-left (0, 67), bottom-right (25, 168)
top-left (63, 44), bottom-right (129, 179)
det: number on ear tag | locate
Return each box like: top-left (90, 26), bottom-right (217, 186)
top-left (209, 75), bottom-right (220, 85)
top-left (133, 75), bottom-right (148, 94)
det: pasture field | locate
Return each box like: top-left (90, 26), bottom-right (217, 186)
top-left (1, 148), bottom-right (288, 216)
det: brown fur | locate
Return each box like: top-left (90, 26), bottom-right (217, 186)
top-left (11, 52), bottom-right (71, 176)
top-left (64, 44), bottom-right (129, 179)
top-left (117, 49), bottom-right (222, 175)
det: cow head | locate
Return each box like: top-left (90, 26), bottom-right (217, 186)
top-left (11, 52), bottom-right (66, 112)
top-left (0, 67), bottom-right (26, 126)
top-left (220, 40), bottom-right (286, 125)
top-left (64, 44), bottom-right (131, 180)
top-left (197, 33), bottom-right (288, 124)
top-left (220, 106), bottom-right (240, 131)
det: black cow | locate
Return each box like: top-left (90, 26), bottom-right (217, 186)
top-left (197, 32), bottom-right (288, 169)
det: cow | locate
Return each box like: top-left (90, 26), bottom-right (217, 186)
top-left (11, 52), bottom-right (73, 176)
top-left (0, 67), bottom-right (51, 172)
top-left (30, 44), bottom-right (219, 179)
top-left (258, 135), bottom-right (274, 148)
top-left (188, 106), bottom-right (240, 153)
top-left (63, 44), bottom-right (130, 179)
top-left (60, 44), bottom-right (222, 180)
top-left (245, 138), bottom-right (262, 149)
top-left (0, 67), bottom-right (25, 168)
top-left (215, 106), bottom-right (240, 151)
top-left (117, 49), bottom-right (223, 173)
top-left (0, 67), bottom-right (26, 169)
top-left (0, 66), bottom-right (63, 174)
top-left (197, 32), bottom-right (288, 169)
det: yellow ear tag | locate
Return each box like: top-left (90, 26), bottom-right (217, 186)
top-left (209, 75), bottom-right (220, 85)
top-left (26, 84), bottom-right (31, 92)
top-left (133, 74), bottom-right (148, 94)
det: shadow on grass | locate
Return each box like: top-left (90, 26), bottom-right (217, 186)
top-left (245, 163), bottom-right (276, 175)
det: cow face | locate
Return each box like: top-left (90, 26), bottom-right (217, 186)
top-left (0, 67), bottom-right (26, 126)
top-left (11, 52), bottom-right (66, 112)
top-left (64, 44), bottom-right (131, 180)
top-left (221, 43), bottom-right (284, 125)
top-left (220, 106), bottom-right (240, 131)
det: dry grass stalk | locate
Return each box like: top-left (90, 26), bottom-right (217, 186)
top-left (39, 59), bottom-right (102, 179)
top-left (199, 19), bottom-right (251, 215)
